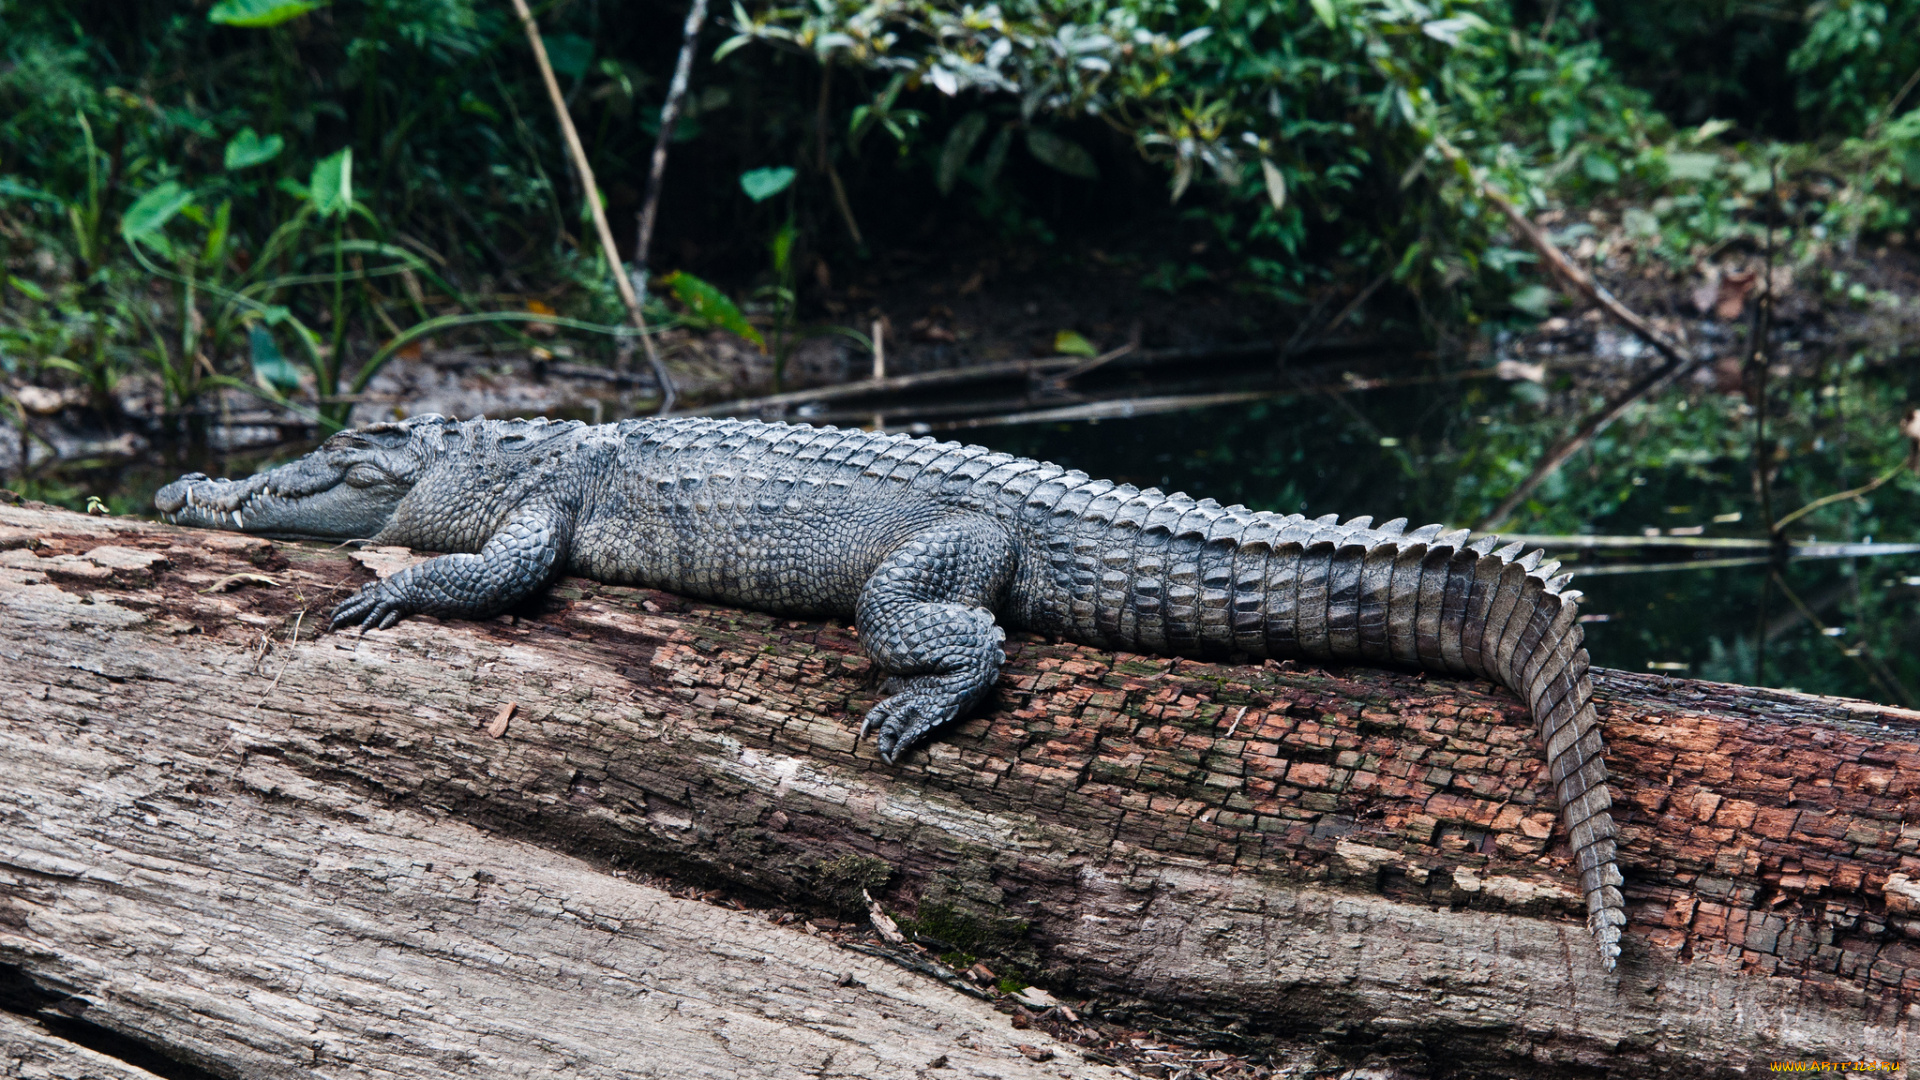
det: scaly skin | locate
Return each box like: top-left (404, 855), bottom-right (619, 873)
top-left (157, 414), bottom-right (1626, 967)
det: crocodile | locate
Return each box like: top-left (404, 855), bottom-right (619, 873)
top-left (156, 413), bottom-right (1626, 966)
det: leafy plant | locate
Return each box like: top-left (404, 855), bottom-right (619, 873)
top-left (660, 269), bottom-right (764, 349)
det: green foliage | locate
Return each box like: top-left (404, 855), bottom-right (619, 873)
top-left (738, 166), bottom-right (796, 204)
top-left (307, 149), bottom-right (353, 221)
top-left (223, 128), bottom-right (285, 171)
top-left (1022, 129), bottom-right (1097, 181)
top-left (208, 0), bottom-right (328, 28)
top-left (1787, 1), bottom-right (1920, 136)
top-left (1052, 329), bottom-right (1098, 357)
top-left (660, 269), bottom-right (765, 349)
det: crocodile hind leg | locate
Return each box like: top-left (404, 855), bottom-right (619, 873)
top-left (856, 518), bottom-right (1017, 764)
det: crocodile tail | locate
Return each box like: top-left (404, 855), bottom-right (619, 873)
top-left (1222, 512), bottom-right (1625, 969)
top-left (1028, 489), bottom-right (1623, 966)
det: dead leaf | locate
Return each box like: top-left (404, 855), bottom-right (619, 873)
top-left (1011, 985), bottom-right (1060, 1009)
top-left (526, 298), bottom-right (557, 337)
top-left (1495, 359), bottom-right (1546, 384)
top-left (1689, 265), bottom-right (1720, 316)
top-left (862, 889), bottom-right (906, 944)
top-left (202, 572), bottom-right (281, 593)
top-left (1711, 269), bottom-right (1757, 321)
top-left (1015, 1045), bottom-right (1054, 1062)
top-left (487, 701), bottom-right (516, 738)
top-left (350, 546), bottom-right (428, 579)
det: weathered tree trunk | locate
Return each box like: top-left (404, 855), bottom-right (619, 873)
top-left (2, 501), bottom-right (1916, 1078)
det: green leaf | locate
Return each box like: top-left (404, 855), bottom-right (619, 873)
top-left (1309, 0), bottom-right (1338, 30)
top-left (0, 177), bottom-right (66, 207)
top-left (1580, 152), bottom-right (1620, 185)
top-left (770, 224), bottom-right (796, 277)
top-left (1509, 285), bottom-right (1555, 318)
top-left (542, 34), bottom-right (593, 80)
top-left (121, 182), bottom-right (195, 249)
top-left (981, 128), bottom-right (1012, 188)
top-left (739, 166), bottom-right (796, 203)
top-left (1053, 330), bottom-right (1099, 358)
top-left (458, 91), bottom-right (500, 122)
top-left (1260, 158), bottom-right (1287, 212)
top-left (1688, 118), bottom-right (1734, 145)
top-left (660, 270), bottom-right (765, 350)
top-left (223, 128), bottom-right (285, 171)
top-left (1664, 151), bottom-right (1719, 182)
top-left (1420, 16), bottom-right (1484, 46)
top-left (250, 325), bottom-right (304, 396)
top-left (310, 149), bottom-right (353, 220)
top-left (938, 113), bottom-right (989, 196)
top-left (201, 199), bottom-right (234, 267)
top-left (1024, 129), bottom-right (1098, 180)
top-left (6, 275), bottom-right (48, 302)
top-left (208, 0), bottom-right (326, 27)
top-left (711, 34), bottom-right (755, 63)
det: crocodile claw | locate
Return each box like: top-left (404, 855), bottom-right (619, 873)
top-left (329, 579), bottom-right (415, 633)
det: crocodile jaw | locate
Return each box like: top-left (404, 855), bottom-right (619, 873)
top-left (155, 459), bottom-right (408, 540)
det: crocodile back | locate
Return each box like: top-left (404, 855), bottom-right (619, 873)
top-left (577, 417), bottom-right (1623, 966)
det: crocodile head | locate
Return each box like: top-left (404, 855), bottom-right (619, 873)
top-left (155, 417), bottom-right (446, 540)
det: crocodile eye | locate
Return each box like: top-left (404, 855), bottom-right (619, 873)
top-left (344, 463), bottom-right (389, 488)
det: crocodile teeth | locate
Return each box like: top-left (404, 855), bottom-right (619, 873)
top-left (233, 511), bottom-right (244, 529)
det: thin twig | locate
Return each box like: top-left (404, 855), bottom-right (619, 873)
top-left (817, 64), bottom-right (864, 246)
top-left (1770, 463), bottom-right (1908, 533)
top-left (257, 609), bottom-right (305, 705)
top-left (1750, 158), bottom-right (1779, 532)
top-left (1867, 64), bottom-right (1920, 139)
top-left (1281, 270), bottom-right (1391, 361)
top-left (688, 341), bottom-right (1285, 416)
top-left (1434, 136), bottom-right (1696, 370)
top-left (1045, 332), bottom-right (1139, 386)
top-left (633, 0), bottom-right (711, 303)
top-left (1476, 355), bottom-right (1704, 530)
top-left (1569, 544), bottom-right (1920, 576)
top-left (1771, 571), bottom-right (1914, 706)
top-left (1771, 407), bottom-right (1920, 533)
top-left (509, 0), bottom-right (677, 412)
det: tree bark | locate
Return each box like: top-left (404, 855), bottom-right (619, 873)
top-left (2, 501), bottom-right (1917, 1078)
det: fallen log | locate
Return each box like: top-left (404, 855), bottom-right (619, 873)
top-left (1, 500), bottom-right (1916, 1078)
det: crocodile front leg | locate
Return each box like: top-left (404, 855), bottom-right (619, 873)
top-left (330, 507), bottom-right (571, 630)
top-left (856, 519), bottom-right (1017, 764)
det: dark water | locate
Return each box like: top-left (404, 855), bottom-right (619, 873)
top-left (30, 373), bottom-right (1920, 707)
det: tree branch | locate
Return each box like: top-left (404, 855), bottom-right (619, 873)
top-left (509, 0), bottom-right (677, 412)
top-left (632, 0), bottom-right (711, 303)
